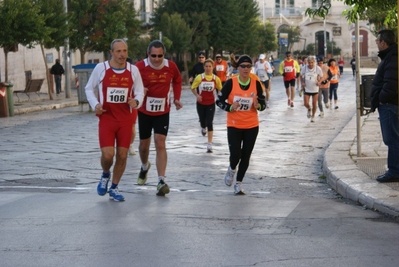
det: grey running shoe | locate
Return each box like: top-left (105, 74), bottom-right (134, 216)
top-left (137, 162), bottom-right (151, 185)
top-left (234, 182), bottom-right (245, 195)
top-left (224, 166), bottom-right (236, 186)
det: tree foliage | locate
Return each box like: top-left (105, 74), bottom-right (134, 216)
top-left (151, 0), bottom-right (264, 57)
top-left (0, 0), bottom-right (45, 81)
top-left (34, 0), bottom-right (69, 99)
top-left (305, 0), bottom-right (397, 34)
top-left (68, 0), bottom-right (142, 62)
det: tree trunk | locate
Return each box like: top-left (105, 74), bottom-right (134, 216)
top-left (79, 48), bottom-right (85, 64)
top-left (183, 52), bottom-right (189, 85)
top-left (41, 45), bottom-right (54, 100)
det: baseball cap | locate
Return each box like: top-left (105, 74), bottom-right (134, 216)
top-left (259, 54), bottom-right (266, 60)
top-left (215, 54), bottom-right (221, 58)
top-left (317, 57), bottom-right (323, 62)
top-left (198, 51), bottom-right (205, 57)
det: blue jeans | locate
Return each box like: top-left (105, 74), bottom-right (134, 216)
top-left (329, 83), bottom-right (338, 101)
top-left (54, 75), bottom-right (62, 94)
top-left (378, 104), bottom-right (399, 176)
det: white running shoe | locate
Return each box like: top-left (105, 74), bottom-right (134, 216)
top-left (129, 145), bottom-right (136, 155)
top-left (325, 103), bottom-right (329, 109)
top-left (224, 166), bottom-right (236, 186)
top-left (319, 112), bottom-right (324, 118)
top-left (307, 109), bottom-right (311, 118)
top-left (311, 117), bottom-right (315, 122)
top-left (234, 182), bottom-right (245, 195)
top-left (207, 143), bottom-right (213, 153)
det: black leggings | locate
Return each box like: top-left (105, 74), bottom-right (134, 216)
top-left (227, 126), bottom-right (259, 182)
top-left (196, 102), bottom-right (215, 131)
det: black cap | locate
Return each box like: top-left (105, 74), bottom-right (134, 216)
top-left (198, 51), bottom-right (205, 56)
top-left (317, 57), bottom-right (323, 62)
top-left (237, 55), bottom-right (252, 65)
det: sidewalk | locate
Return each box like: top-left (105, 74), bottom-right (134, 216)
top-left (4, 86), bottom-right (399, 217)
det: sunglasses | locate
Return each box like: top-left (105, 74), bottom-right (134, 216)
top-left (199, 56), bottom-right (205, 59)
top-left (239, 64), bottom-right (252, 69)
top-left (150, 54), bottom-right (164, 58)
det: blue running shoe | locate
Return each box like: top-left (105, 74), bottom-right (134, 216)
top-left (109, 188), bottom-right (125, 201)
top-left (97, 175), bottom-right (109, 196)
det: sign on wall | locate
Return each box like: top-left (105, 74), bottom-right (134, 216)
top-left (46, 53), bottom-right (53, 64)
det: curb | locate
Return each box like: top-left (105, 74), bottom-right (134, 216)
top-left (323, 115), bottom-right (399, 217)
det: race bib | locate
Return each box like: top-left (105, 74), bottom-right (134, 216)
top-left (284, 66), bottom-right (293, 72)
top-left (146, 97), bottom-right (166, 112)
top-left (200, 81), bottom-right (214, 92)
top-left (305, 72), bottom-right (315, 81)
top-left (215, 65), bottom-right (224, 71)
top-left (331, 75), bottom-right (338, 80)
top-left (106, 87), bottom-right (128, 103)
top-left (233, 95), bottom-right (253, 111)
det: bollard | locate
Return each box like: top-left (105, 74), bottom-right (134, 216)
top-left (5, 83), bottom-right (14, 116)
top-left (0, 83), bottom-right (10, 117)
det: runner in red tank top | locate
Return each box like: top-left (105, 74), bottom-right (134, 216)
top-left (279, 51), bottom-right (300, 107)
top-left (85, 39), bottom-right (145, 201)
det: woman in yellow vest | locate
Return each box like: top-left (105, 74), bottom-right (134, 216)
top-left (191, 58), bottom-right (223, 153)
top-left (216, 55), bottom-right (266, 195)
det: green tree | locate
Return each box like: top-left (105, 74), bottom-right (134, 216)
top-left (258, 22), bottom-right (278, 54)
top-left (68, 0), bottom-right (142, 63)
top-left (90, 0), bottom-right (142, 59)
top-left (156, 13), bottom-right (192, 82)
top-left (35, 0), bottom-right (69, 99)
top-left (151, 0), bottom-right (261, 56)
top-left (0, 0), bottom-right (44, 82)
top-left (305, 0), bottom-right (397, 33)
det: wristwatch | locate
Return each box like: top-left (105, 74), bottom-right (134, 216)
top-left (135, 99), bottom-right (139, 107)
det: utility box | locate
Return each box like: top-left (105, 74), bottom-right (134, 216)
top-left (360, 75), bottom-right (374, 116)
top-left (72, 64), bottom-right (97, 111)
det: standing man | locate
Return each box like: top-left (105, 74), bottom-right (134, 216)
top-left (50, 59), bottom-right (65, 95)
top-left (189, 51), bottom-right (205, 83)
top-left (135, 40), bottom-right (183, 196)
top-left (370, 29), bottom-right (399, 183)
top-left (85, 39), bottom-right (145, 201)
top-left (350, 55), bottom-right (356, 79)
top-left (279, 51), bottom-right (300, 107)
top-left (214, 54), bottom-right (228, 86)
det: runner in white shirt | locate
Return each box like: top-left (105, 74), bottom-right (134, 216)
top-left (300, 56), bottom-right (323, 122)
top-left (255, 54), bottom-right (272, 108)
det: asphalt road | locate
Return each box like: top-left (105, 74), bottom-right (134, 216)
top-left (1, 73), bottom-right (398, 267)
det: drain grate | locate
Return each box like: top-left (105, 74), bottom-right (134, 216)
top-left (356, 157), bottom-right (399, 190)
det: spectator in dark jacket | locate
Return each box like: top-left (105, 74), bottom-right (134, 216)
top-left (370, 29), bottom-right (399, 183)
top-left (50, 59), bottom-right (65, 95)
top-left (189, 51), bottom-right (205, 84)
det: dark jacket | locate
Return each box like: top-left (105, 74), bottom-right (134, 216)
top-left (190, 62), bottom-right (204, 80)
top-left (50, 62), bottom-right (65, 76)
top-left (370, 43), bottom-right (398, 112)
